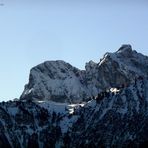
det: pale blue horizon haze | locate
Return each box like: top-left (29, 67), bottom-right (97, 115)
top-left (0, 0), bottom-right (148, 101)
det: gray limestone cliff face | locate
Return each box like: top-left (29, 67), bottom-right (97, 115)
top-left (20, 45), bottom-right (148, 102)
top-left (85, 44), bottom-right (148, 90)
top-left (20, 60), bottom-right (88, 103)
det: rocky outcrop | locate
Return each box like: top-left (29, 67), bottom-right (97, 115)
top-left (20, 60), bottom-right (89, 103)
top-left (20, 45), bottom-right (148, 103)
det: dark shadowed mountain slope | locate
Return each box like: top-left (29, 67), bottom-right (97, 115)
top-left (0, 77), bottom-right (148, 147)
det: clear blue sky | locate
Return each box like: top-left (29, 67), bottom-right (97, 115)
top-left (0, 0), bottom-right (148, 101)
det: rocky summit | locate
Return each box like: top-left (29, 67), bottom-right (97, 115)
top-left (21, 45), bottom-right (148, 103)
top-left (1, 44), bottom-right (148, 148)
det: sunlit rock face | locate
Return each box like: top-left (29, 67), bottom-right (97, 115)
top-left (20, 45), bottom-right (148, 102)
top-left (20, 60), bottom-right (90, 103)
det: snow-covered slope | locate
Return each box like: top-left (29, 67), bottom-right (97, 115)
top-left (20, 45), bottom-right (148, 103)
top-left (0, 77), bottom-right (148, 147)
top-left (0, 99), bottom-right (80, 147)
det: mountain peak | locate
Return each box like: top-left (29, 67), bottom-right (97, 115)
top-left (117, 44), bottom-right (132, 52)
top-left (116, 44), bottom-right (133, 56)
top-left (21, 45), bottom-right (148, 103)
